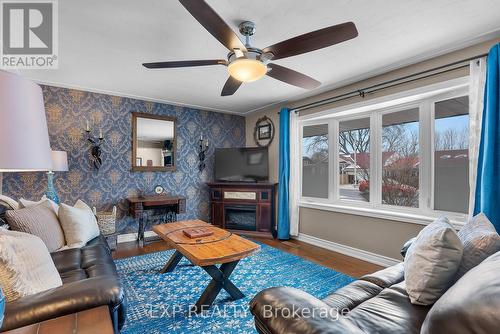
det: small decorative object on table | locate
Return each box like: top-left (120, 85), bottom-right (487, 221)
top-left (183, 227), bottom-right (213, 239)
top-left (92, 206), bottom-right (117, 250)
top-left (154, 185), bottom-right (164, 194)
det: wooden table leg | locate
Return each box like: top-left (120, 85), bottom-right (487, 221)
top-left (160, 250), bottom-right (184, 273)
top-left (191, 260), bottom-right (244, 313)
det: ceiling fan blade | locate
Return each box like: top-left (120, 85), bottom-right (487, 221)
top-left (179, 0), bottom-right (247, 52)
top-left (263, 22), bottom-right (358, 60)
top-left (266, 64), bottom-right (320, 89)
top-left (221, 76), bottom-right (242, 96)
top-left (143, 60), bottom-right (226, 69)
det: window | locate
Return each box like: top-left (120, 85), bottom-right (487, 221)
top-left (299, 83), bottom-right (470, 223)
top-left (434, 96), bottom-right (469, 213)
top-left (382, 108), bottom-right (419, 208)
top-left (339, 117), bottom-right (370, 202)
top-left (302, 124), bottom-right (329, 198)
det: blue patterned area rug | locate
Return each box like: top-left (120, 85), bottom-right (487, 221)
top-left (115, 243), bottom-right (355, 334)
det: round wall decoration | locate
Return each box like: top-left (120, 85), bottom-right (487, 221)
top-left (253, 116), bottom-right (275, 147)
top-left (154, 185), bottom-right (164, 194)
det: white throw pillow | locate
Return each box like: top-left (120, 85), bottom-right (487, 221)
top-left (404, 217), bottom-right (463, 305)
top-left (58, 200), bottom-right (100, 248)
top-left (0, 229), bottom-right (62, 302)
top-left (18, 196), bottom-right (59, 216)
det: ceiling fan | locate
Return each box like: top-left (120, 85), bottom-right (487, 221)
top-left (142, 0), bottom-right (358, 96)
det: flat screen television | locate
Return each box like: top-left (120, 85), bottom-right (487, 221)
top-left (215, 147), bottom-right (269, 182)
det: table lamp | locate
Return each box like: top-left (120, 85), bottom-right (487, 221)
top-left (46, 151), bottom-right (68, 204)
top-left (0, 71), bottom-right (52, 173)
top-left (0, 71), bottom-right (51, 327)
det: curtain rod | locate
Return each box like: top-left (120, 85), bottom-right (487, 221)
top-left (288, 53), bottom-right (488, 113)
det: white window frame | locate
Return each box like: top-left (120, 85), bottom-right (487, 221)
top-left (298, 77), bottom-right (469, 228)
top-left (336, 113), bottom-right (373, 203)
top-left (300, 118), bottom-right (334, 204)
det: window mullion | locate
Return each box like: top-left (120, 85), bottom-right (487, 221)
top-left (419, 101), bottom-right (432, 211)
top-left (429, 100), bottom-right (436, 211)
top-left (371, 112), bottom-right (382, 206)
top-left (329, 120), bottom-right (339, 203)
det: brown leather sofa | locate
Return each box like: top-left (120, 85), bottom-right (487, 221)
top-left (250, 244), bottom-right (500, 334)
top-left (0, 205), bottom-right (126, 333)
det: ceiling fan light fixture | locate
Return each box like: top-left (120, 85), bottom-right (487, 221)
top-left (227, 58), bottom-right (267, 82)
top-left (144, 2), bottom-right (358, 96)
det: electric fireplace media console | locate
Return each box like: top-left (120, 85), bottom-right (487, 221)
top-left (207, 182), bottom-right (277, 238)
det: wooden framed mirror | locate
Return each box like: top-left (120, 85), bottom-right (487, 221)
top-left (132, 112), bottom-right (176, 172)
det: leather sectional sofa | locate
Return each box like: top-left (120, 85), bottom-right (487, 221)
top-left (251, 263), bottom-right (414, 333)
top-left (0, 203), bottom-right (126, 333)
top-left (250, 243), bottom-right (500, 334)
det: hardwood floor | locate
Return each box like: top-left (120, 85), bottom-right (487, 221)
top-left (113, 237), bottom-right (382, 278)
top-left (112, 238), bottom-right (171, 260)
top-left (254, 238), bottom-right (383, 278)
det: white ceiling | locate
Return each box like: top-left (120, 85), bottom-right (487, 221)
top-left (16, 0), bottom-right (500, 115)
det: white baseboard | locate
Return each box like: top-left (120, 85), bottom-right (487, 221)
top-left (294, 233), bottom-right (401, 267)
top-left (117, 231), bottom-right (157, 244)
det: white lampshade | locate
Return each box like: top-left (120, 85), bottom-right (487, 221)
top-left (0, 71), bottom-right (52, 172)
top-left (51, 150), bottom-right (68, 172)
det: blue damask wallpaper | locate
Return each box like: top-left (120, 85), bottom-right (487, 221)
top-left (2, 85), bottom-right (246, 234)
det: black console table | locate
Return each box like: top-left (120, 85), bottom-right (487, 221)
top-left (127, 195), bottom-right (186, 246)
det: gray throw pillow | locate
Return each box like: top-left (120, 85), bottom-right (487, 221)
top-left (5, 201), bottom-right (66, 252)
top-left (404, 217), bottom-right (463, 305)
top-left (421, 252), bottom-right (500, 334)
top-left (456, 213), bottom-right (500, 278)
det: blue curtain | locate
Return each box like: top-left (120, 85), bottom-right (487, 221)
top-left (474, 43), bottom-right (500, 231)
top-left (277, 108), bottom-right (290, 240)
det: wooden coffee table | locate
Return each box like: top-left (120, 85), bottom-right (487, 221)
top-left (152, 220), bottom-right (260, 313)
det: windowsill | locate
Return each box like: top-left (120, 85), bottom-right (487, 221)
top-left (299, 200), bottom-right (466, 229)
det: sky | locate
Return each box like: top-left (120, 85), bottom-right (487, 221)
top-left (303, 114), bottom-right (470, 158)
top-left (435, 114), bottom-right (469, 133)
